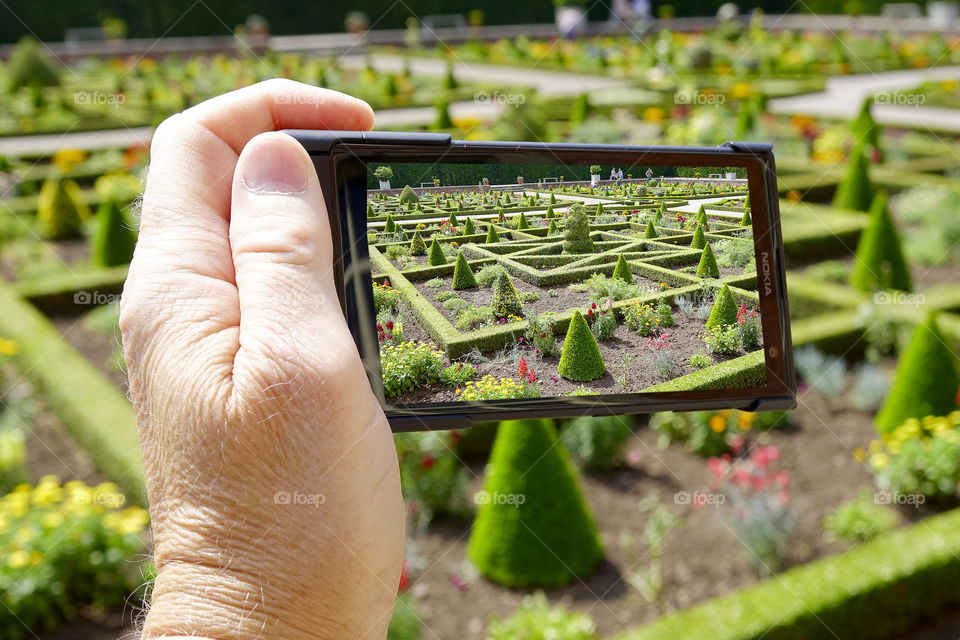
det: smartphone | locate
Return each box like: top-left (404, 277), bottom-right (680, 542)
top-left (287, 131), bottom-right (795, 431)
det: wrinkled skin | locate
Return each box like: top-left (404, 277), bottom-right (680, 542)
top-left (120, 79), bottom-right (404, 640)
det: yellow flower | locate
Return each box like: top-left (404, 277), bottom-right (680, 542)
top-left (709, 415), bottom-right (726, 433)
top-left (0, 337), bottom-right (17, 355)
top-left (852, 446), bottom-right (866, 463)
top-left (7, 550), bottom-right (30, 569)
top-left (870, 452), bottom-right (890, 469)
top-left (52, 149), bottom-right (87, 172)
top-left (737, 411), bottom-right (754, 431)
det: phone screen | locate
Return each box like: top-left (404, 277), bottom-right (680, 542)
top-left (364, 160), bottom-right (768, 407)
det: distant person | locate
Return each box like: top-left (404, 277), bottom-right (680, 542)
top-left (633, 0), bottom-right (651, 18)
top-left (610, 167), bottom-right (617, 182)
top-left (645, 167), bottom-right (654, 179)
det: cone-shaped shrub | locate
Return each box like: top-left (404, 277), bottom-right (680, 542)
top-left (696, 242), bottom-right (720, 278)
top-left (517, 212), bottom-right (530, 230)
top-left (654, 208), bottom-right (663, 223)
top-left (594, 203), bottom-right (603, 217)
top-left (612, 254), bottom-right (633, 283)
top-left (91, 198), bottom-right (136, 267)
top-left (37, 177), bottom-right (89, 239)
top-left (569, 92), bottom-right (592, 126)
top-left (491, 272), bottom-right (522, 318)
top-left (850, 191), bottom-right (912, 293)
top-left (410, 230), bottom-right (427, 255)
top-left (399, 185), bottom-right (419, 205)
top-left (366, 203), bottom-right (374, 217)
top-left (644, 219), bottom-right (658, 239)
top-left (833, 143), bottom-right (874, 212)
top-left (852, 96), bottom-right (881, 161)
top-left (462, 217), bottom-right (476, 236)
top-left (452, 251), bottom-right (477, 289)
top-left (485, 225), bottom-right (500, 243)
top-left (563, 204), bottom-right (593, 254)
top-left (558, 310), bottom-right (606, 381)
top-left (449, 211), bottom-right (459, 227)
top-left (697, 208), bottom-right (708, 229)
top-left (550, 192), bottom-right (557, 204)
top-left (547, 219), bottom-right (558, 235)
top-left (467, 419), bottom-right (603, 587)
top-left (705, 284), bottom-right (737, 330)
top-left (690, 223), bottom-right (706, 249)
top-left (875, 314), bottom-right (960, 434)
top-left (384, 214), bottom-right (396, 233)
top-left (740, 208), bottom-right (752, 227)
top-left (433, 98), bottom-right (453, 129)
top-left (428, 237), bottom-right (447, 266)
top-left (545, 205), bottom-right (555, 219)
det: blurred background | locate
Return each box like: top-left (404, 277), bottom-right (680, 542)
top-left (3, 1), bottom-right (960, 639)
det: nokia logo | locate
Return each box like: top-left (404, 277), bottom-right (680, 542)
top-left (760, 251), bottom-right (773, 296)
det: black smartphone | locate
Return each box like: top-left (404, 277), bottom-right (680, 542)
top-left (287, 130), bottom-right (795, 431)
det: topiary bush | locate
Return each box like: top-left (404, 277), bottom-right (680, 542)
top-left (463, 217), bottom-right (476, 235)
top-left (486, 225), bottom-right (500, 243)
top-left (37, 177), bottom-right (90, 239)
top-left (644, 219), bottom-right (658, 238)
top-left (491, 272), bottom-right (523, 318)
top-left (410, 230), bottom-right (427, 255)
top-left (449, 211), bottom-right (459, 227)
top-left (452, 251), bottom-right (477, 289)
top-left (517, 211), bottom-right (530, 230)
top-left (706, 284), bottom-right (738, 330)
top-left (612, 254), bottom-right (633, 283)
top-left (91, 197), bottom-right (137, 267)
top-left (690, 223), bottom-right (706, 249)
top-left (850, 191), bottom-right (912, 293)
top-left (399, 185), bottom-right (419, 205)
top-left (833, 142), bottom-right (875, 212)
top-left (696, 242), bottom-right (720, 278)
top-left (740, 207), bottom-right (752, 227)
top-left (384, 214), bottom-right (396, 233)
top-left (428, 238), bottom-right (447, 266)
top-left (6, 36), bottom-right (60, 96)
top-left (875, 313), bottom-right (960, 434)
top-left (548, 219), bottom-right (559, 235)
top-left (563, 203), bottom-right (594, 254)
top-left (558, 310), bottom-right (606, 382)
top-left (467, 419), bottom-right (603, 587)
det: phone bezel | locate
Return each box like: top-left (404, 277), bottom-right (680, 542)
top-left (289, 131), bottom-right (796, 431)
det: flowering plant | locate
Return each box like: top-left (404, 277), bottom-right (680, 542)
top-left (380, 342), bottom-right (444, 398)
top-left (709, 445), bottom-right (794, 575)
top-left (456, 374), bottom-right (541, 401)
top-left (736, 304), bottom-right (762, 350)
top-left (624, 302), bottom-right (658, 336)
top-left (645, 333), bottom-right (676, 379)
top-left (868, 413), bottom-right (960, 501)
top-left (372, 280), bottom-right (400, 313)
top-left (395, 431), bottom-right (470, 531)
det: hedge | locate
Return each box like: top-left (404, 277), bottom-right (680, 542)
top-left (0, 277), bottom-right (145, 502)
top-left (790, 310), bottom-right (864, 355)
top-left (642, 350), bottom-right (765, 392)
top-left (15, 264), bottom-right (129, 315)
top-left (615, 505), bottom-right (960, 640)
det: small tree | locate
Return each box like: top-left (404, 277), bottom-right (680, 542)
top-left (740, 208), bottom-right (752, 227)
top-left (517, 211), bottom-right (530, 230)
top-left (91, 197), bottom-right (136, 267)
top-left (706, 284), bottom-right (737, 330)
top-left (384, 214), bottom-right (396, 233)
top-left (833, 143), bottom-right (875, 212)
top-left (563, 203), bottom-right (593, 254)
top-left (612, 254), bottom-right (633, 283)
top-left (374, 166), bottom-right (393, 182)
top-left (547, 219), bottom-right (558, 235)
top-left (452, 251), bottom-right (477, 289)
top-left (558, 310), bottom-right (606, 381)
top-left (644, 219), bottom-right (658, 239)
top-left (485, 225), bottom-right (500, 243)
top-left (37, 177), bottom-right (90, 239)
top-left (463, 217), bottom-right (476, 235)
top-left (410, 230), bottom-right (427, 255)
top-left (690, 223), bottom-right (706, 249)
top-left (696, 242), bottom-right (720, 278)
top-left (545, 205), bottom-right (555, 219)
top-left (589, 164), bottom-right (602, 176)
top-left (875, 314), bottom-right (960, 434)
top-left (491, 272), bottom-right (522, 318)
top-left (850, 191), bottom-right (912, 293)
top-left (428, 238), bottom-right (447, 266)
top-left (449, 211), bottom-right (459, 227)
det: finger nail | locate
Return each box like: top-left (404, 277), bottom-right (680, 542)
top-left (242, 135), bottom-right (309, 194)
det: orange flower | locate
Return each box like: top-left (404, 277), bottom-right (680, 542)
top-left (709, 415), bottom-right (726, 433)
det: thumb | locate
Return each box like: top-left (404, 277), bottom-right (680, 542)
top-left (229, 132), bottom-right (359, 392)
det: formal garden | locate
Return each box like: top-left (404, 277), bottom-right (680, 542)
top-left (3, 12), bottom-right (960, 640)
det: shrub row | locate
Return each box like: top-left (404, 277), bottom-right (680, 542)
top-left (642, 350), bottom-right (765, 392)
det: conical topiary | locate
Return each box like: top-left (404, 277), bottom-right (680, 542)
top-left (740, 208), bottom-right (752, 227)
top-left (850, 191), bottom-right (912, 293)
top-left (594, 203), bottom-right (603, 217)
top-left (433, 98), bottom-right (453, 129)
top-left (384, 214), bottom-right (396, 233)
top-left (852, 95), bottom-right (881, 162)
top-left (833, 143), bottom-right (874, 212)
top-left (644, 219), bottom-right (658, 239)
top-left (485, 225), bottom-right (500, 243)
top-left (705, 284), bottom-right (738, 330)
top-left (547, 219), bottom-right (558, 235)
top-left (399, 185), bottom-right (419, 205)
top-left (491, 272), bottom-right (522, 318)
top-left (366, 203), bottom-right (374, 217)
top-left (558, 310), bottom-right (606, 381)
top-left (428, 237), bottom-right (447, 266)
top-left (410, 230), bottom-right (427, 255)
top-left (452, 251), bottom-right (477, 289)
top-left (467, 419), bottom-right (603, 587)
top-left (545, 205), bottom-right (555, 219)
top-left (37, 177), bottom-right (90, 239)
top-left (562, 204), bottom-right (593, 254)
top-left (463, 217), bottom-right (476, 236)
top-left (690, 223), bottom-right (706, 249)
top-left (91, 197), bottom-right (136, 267)
top-left (550, 192), bottom-right (557, 204)
top-left (696, 242), bottom-right (720, 278)
top-left (517, 211), bottom-right (530, 230)
top-left (875, 314), bottom-right (960, 434)
top-left (449, 211), bottom-right (459, 227)
top-left (612, 254), bottom-right (633, 283)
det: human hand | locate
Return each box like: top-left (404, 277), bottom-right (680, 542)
top-left (120, 79), bottom-right (404, 640)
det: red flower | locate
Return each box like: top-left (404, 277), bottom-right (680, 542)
top-left (517, 357), bottom-right (528, 379)
top-left (587, 309), bottom-right (593, 317)
top-left (386, 320), bottom-right (395, 330)
top-left (528, 370), bottom-right (537, 383)
top-left (398, 562), bottom-right (411, 591)
top-left (421, 454), bottom-right (436, 470)
top-left (591, 302), bottom-right (597, 309)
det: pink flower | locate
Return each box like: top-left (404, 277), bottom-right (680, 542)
top-left (626, 448), bottom-right (643, 467)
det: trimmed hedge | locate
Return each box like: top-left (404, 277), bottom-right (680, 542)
top-left (642, 350), bottom-right (765, 392)
top-left (616, 505), bottom-right (960, 640)
top-left (16, 265), bottom-right (128, 315)
top-left (0, 277), bottom-right (144, 502)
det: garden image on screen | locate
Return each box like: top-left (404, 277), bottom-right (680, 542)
top-left (367, 162), bottom-right (763, 404)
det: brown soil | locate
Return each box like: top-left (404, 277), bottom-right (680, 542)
top-left (51, 315), bottom-right (127, 391)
